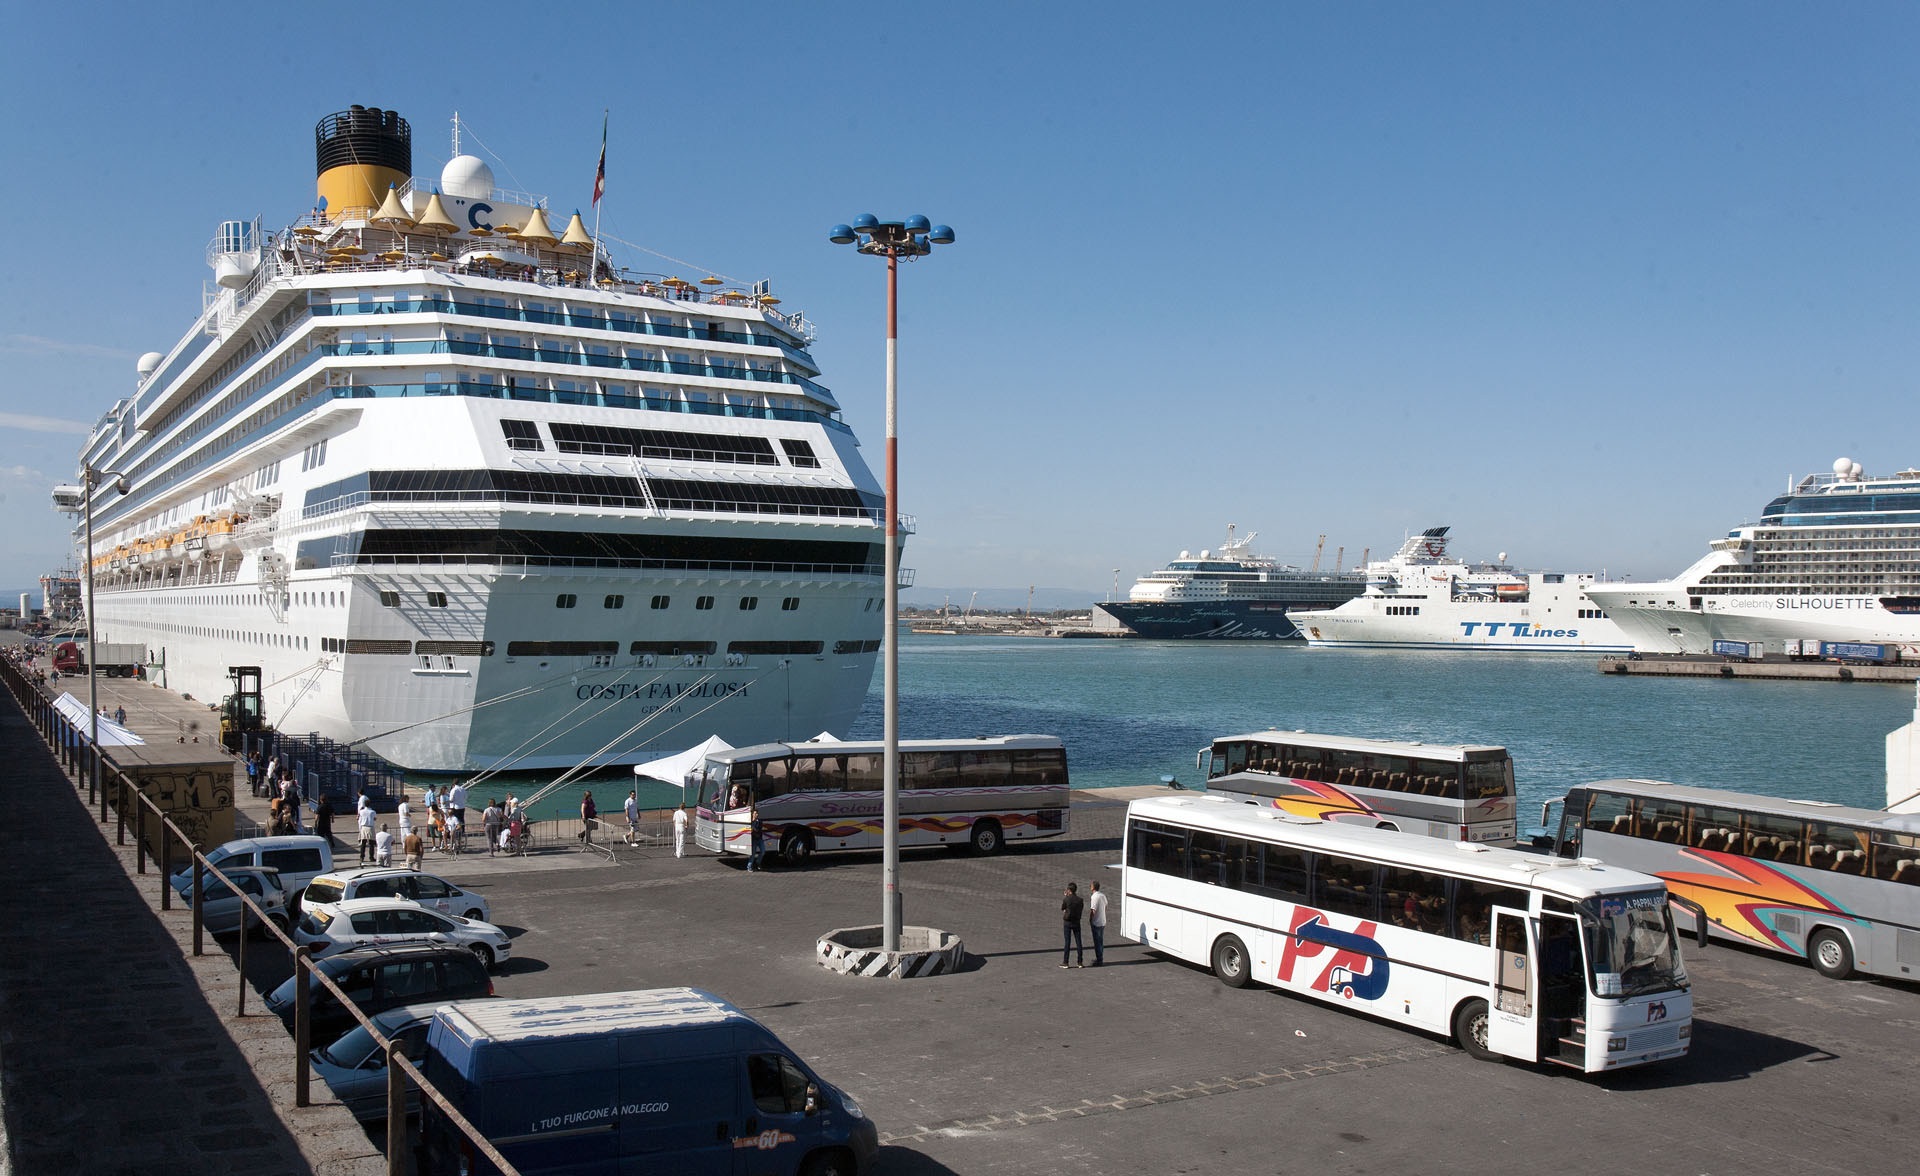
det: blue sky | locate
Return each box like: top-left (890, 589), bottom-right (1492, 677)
top-left (3, 3), bottom-right (1915, 607)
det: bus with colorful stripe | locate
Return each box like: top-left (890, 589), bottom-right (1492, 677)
top-left (1124, 794), bottom-right (1700, 1072)
top-left (1199, 730), bottom-right (1518, 845)
top-left (1544, 778), bottom-right (1920, 981)
top-left (692, 735), bottom-right (1070, 866)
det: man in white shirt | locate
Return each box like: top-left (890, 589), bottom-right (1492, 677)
top-left (624, 791), bottom-right (640, 845)
top-left (357, 799), bottom-right (377, 865)
top-left (447, 782), bottom-right (469, 850)
top-left (395, 791), bottom-right (413, 839)
top-left (671, 804), bottom-right (689, 858)
top-left (1088, 880), bottom-right (1109, 967)
top-left (375, 823), bottom-right (394, 867)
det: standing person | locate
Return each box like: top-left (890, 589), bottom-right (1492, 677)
top-left (579, 791), bottom-right (597, 847)
top-left (1087, 880), bottom-right (1109, 967)
top-left (403, 827), bottom-right (424, 871)
top-left (429, 805), bottom-right (446, 852)
top-left (672, 804), bottom-right (689, 859)
top-left (1060, 882), bottom-right (1086, 969)
top-left (746, 805), bottom-right (765, 872)
top-left (375, 823), bottom-right (394, 867)
top-left (113, 704), bottom-right (125, 726)
top-left (280, 776), bottom-right (304, 834)
top-left (447, 781), bottom-right (469, 851)
top-left (357, 798), bottom-right (376, 865)
top-left (395, 791), bottom-right (413, 842)
top-left (246, 753), bottom-right (261, 798)
top-left (446, 809), bottom-right (463, 854)
top-left (623, 790), bottom-right (640, 846)
top-left (314, 793), bottom-right (335, 847)
top-left (483, 800), bottom-right (503, 858)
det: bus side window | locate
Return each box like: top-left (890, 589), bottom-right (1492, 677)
top-left (1870, 832), bottom-right (1920, 884)
top-left (1585, 791), bottom-right (1633, 837)
top-left (1129, 820), bottom-right (1186, 876)
top-left (1451, 880), bottom-right (1528, 944)
top-left (1689, 807), bottom-right (1741, 853)
top-left (1743, 812), bottom-right (1805, 864)
top-left (1254, 844), bottom-right (1309, 902)
top-left (754, 758), bottom-right (792, 802)
top-left (1313, 855), bottom-right (1379, 921)
top-left (843, 754), bottom-right (882, 792)
top-left (1380, 866), bottom-right (1447, 933)
top-left (1639, 798), bottom-right (1689, 844)
top-left (1187, 830), bottom-right (1228, 886)
top-left (1805, 822), bottom-right (1867, 873)
top-left (1223, 741), bottom-right (1250, 776)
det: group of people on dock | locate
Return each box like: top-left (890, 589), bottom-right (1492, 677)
top-left (356, 788), bottom-right (531, 867)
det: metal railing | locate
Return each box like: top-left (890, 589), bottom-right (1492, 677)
top-left (0, 654), bottom-right (519, 1176)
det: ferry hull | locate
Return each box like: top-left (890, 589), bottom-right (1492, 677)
top-left (1583, 588), bottom-right (1920, 656)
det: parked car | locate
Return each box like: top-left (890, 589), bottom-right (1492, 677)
top-left (302, 866), bottom-right (491, 923)
top-left (193, 865), bottom-right (291, 937)
top-left (309, 1000), bottom-right (491, 1123)
top-left (296, 899), bottom-right (512, 971)
top-left (172, 834), bottom-right (332, 908)
top-left (263, 944), bottom-right (494, 1039)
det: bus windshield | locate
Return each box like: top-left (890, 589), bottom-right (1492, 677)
top-left (1583, 891), bottom-right (1687, 997)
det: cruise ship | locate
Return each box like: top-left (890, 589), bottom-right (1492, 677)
top-left (1288, 527), bottom-right (1631, 652)
top-left (55, 106), bottom-right (891, 773)
top-left (1096, 526), bottom-right (1365, 639)
top-left (1584, 458), bottom-right (1920, 655)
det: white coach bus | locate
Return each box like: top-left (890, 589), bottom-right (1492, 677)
top-left (1121, 794), bottom-right (1703, 1072)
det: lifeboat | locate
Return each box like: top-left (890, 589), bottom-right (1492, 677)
top-left (204, 517), bottom-right (240, 557)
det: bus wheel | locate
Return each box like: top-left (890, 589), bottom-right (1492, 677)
top-left (780, 828), bottom-right (814, 868)
top-left (1211, 934), bottom-right (1252, 988)
top-left (1453, 999), bottom-right (1498, 1061)
top-left (1808, 929), bottom-right (1856, 980)
top-left (968, 820), bottom-right (1003, 856)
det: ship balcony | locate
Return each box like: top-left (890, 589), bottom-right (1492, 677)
top-left (328, 551), bottom-right (893, 585)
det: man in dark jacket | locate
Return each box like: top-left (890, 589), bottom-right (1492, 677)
top-left (1060, 882), bottom-right (1085, 968)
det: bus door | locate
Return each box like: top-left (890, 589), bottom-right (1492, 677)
top-left (1488, 909), bottom-right (1539, 1061)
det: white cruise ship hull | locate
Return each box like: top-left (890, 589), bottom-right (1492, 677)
top-left (1585, 562), bottom-right (1920, 655)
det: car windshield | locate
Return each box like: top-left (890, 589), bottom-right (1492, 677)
top-left (305, 880), bottom-right (345, 905)
top-left (1583, 891), bottom-right (1687, 997)
top-left (319, 1024), bottom-right (378, 1069)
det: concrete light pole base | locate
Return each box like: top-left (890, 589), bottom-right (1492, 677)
top-left (817, 925), bottom-right (964, 979)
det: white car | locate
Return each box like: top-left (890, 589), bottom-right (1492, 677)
top-left (295, 898), bottom-right (513, 971)
top-left (300, 866), bottom-right (491, 923)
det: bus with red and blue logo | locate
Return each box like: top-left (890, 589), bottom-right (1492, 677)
top-left (1199, 730), bottom-right (1518, 845)
top-left (1121, 794), bottom-right (1701, 1072)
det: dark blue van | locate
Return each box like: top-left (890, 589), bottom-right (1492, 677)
top-left (419, 987), bottom-right (877, 1176)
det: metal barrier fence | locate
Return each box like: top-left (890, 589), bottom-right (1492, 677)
top-left (0, 654), bottom-right (519, 1176)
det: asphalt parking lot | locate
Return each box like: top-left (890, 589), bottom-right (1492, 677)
top-left (259, 795), bottom-right (1920, 1176)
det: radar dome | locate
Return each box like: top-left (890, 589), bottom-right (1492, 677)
top-left (1498, 552), bottom-right (1507, 563)
top-left (1852, 461), bottom-right (1863, 479)
top-left (137, 352), bottom-right (164, 380)
top-left (441, 154), bottom-right (494, 199)
top-left (1834, 456), bottom-right (1853, 476)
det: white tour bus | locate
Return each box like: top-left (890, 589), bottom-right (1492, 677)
top-left (1122, 794), bottom-right (1702, 1072)
top-left (1545, 778), bottom-right (1920, 981)
top-left (693, 735), bottom-right (1069, 865)
top-left (1200, 730), bottom-right (1518, 844)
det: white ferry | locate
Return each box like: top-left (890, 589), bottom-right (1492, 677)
top-left (55, 106), bottom-right (890, 773)
top-left (1288, 527), bottom-right (1631, 652)
top-left (1096, 526), bottom-right (1366, 639)
top-left (1585, 458), bottom-right (1920, 656)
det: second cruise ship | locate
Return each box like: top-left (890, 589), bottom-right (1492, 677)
top-left (57, 106), bottom-right (891, 773)
top-left (1584, 458), bottom-right (1920, 655)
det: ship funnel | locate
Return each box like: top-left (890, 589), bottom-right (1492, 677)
top-left (314, 106), bottom-right (412, 222)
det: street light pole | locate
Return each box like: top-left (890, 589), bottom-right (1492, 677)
top-left (829, 214), bottom-right (954, 953)
top-left (82, 466), bottom-right (129, 804)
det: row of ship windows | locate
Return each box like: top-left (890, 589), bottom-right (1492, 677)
top-left (311, 293), bottom-right (805, 356)
top-left (1385, 606), bottom-right (1420, 616)
top-left (375, 590), bottom-right (812, 613)
top-left (312, 638), bottom-right (884, 658)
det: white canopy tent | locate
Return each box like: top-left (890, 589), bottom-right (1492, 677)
top-left (51, 692), bottom-right (146, 746)
top-left (633, 734), bottom-right (734, 791)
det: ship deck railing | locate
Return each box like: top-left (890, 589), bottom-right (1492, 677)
top-left (330, 552), bottom-right (902, 582)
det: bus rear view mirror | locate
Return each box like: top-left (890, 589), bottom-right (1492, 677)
top-left (1669, 895), bottom-right (1710, 948)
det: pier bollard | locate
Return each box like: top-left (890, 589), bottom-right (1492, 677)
top-left (294, 946), bottom-right (313, 1107)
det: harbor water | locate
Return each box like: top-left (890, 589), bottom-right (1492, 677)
top-left (511, 632), bottom-right (1910, 823)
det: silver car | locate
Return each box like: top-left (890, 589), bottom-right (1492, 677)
top-left (309, 1002), bottom-right (463, 1122)
top-left (191, 865), bottom-right (291, 937)
top-left (296, 898), bottom-right (512, 971)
